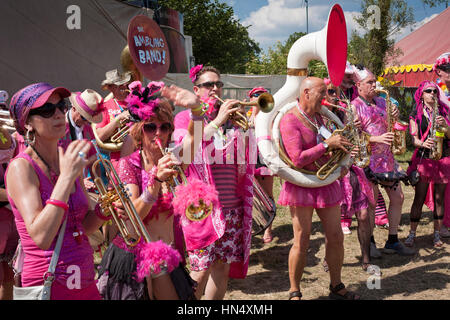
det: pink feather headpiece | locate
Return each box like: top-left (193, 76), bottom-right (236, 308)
top-left (125, 81), bottom-right (165, 121)
top-left (433, 52), bottom-right (450, 71)
top-left (172, 178), bottom-right (220, 217)
top-left (189, 64), bottom-right (204, 83)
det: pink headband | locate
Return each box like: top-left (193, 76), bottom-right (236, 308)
top-left (433, 53), bottom-right (450, 71)
top-left (75, 92), bottom-right (104, 116)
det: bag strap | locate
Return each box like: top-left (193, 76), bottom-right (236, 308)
top-left (44, 218), bottom-right (67, 286)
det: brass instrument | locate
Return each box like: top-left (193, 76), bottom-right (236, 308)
top-left (252, 179), bottom-right (276, 235)
top-left (154, 138), bottom-right (212, 221)
top-left (91, 143), bottom-right (151, 246)
top-left (91, 112), bottom-right (131, 152)
top-left (212, 93), bottom-right (275, 131)
top-left (376, 89), bottom-right (407, 155)
top-left (430, 98), bottom-right (445, 160)
top-left (314, 99), bottom-right (370, 180)
top-left (121, 45), bottom-right (143, 82)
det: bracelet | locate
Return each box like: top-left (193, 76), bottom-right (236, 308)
top-left (210, 122), bottom-right (219, 130)
top-left (46, 199), bottom-right (69, 212)
top-left (140, 187), bottom-right (158, 204)
top-left (191, 105), bottom-right (203, 113)
top-left (190, 110), bottom-right (204, 121)
top-left (147, 166), bottom-right (159, 187)
top-left (94, 203), bottom-right (111, 221)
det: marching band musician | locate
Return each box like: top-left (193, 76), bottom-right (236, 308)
top-left (351, 65), bottom-right (414, 256)
top-left (278, 77), bottom-right (359, 300)
top-left (97, 82), bottom-right (197, 300)
top-left (323, 78), bottom-right (377, 276)
top-left (405, 80), bottom-right (450, 247)
top-left (173, 65), bottom-right (255, 300)
top-left (6, 83), bottom-right (104, 299)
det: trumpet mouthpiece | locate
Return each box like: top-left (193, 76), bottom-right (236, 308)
top-left (321, 99), bottom-right (332, 107)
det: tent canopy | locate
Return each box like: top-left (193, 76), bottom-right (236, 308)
top-left (383, 7), bottom-right (450, 87)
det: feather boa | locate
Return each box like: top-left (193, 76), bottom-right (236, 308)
top-left (125, 81), bottom-right (165, 121)
top-left (172, 178), bottom-right (220, 217)
top-left (134, 240), bottom-right (182, 282)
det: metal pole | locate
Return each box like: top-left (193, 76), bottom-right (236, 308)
top-left (306, 0), bottom-right (309, 33)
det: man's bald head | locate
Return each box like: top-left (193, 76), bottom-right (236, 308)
top-left (299, 77), bottom-right (327, 111)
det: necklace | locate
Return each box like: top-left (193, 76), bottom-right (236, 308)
top-left (297, 104), bottom-right (320, 131)
top-left (30, 145), bottom-right (59, 184)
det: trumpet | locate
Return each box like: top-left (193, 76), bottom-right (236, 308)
top-left (91, 142), bottom-right (151, 246)
top-left (212, 93), bottom-right (275, 131)
top-left (91, 112), bottom-right (131, 152)
top-left (154, 138), bottom-right (212, 221)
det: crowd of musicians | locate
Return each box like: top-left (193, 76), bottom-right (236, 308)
top-left (0, 51), bottom-right (449, 301)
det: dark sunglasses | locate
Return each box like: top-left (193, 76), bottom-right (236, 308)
top-left (29, 100), bottom-right (68, 118)
top-left (437, 64), bottom-right (450, 72)
top-left (197, 81), bottom-right (224, 89)
top-left (423, 88), bottom-right (438, 94)
top-left (327, 89), bottom-right (337, 95)
top-left (143, 122), bottom-right (172, 134)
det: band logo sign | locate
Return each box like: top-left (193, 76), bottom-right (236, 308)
top-left (127, 15), bottom-right (170, 80)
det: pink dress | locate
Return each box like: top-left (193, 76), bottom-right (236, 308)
top-left (6, 153), bottom-right (100, 300)
top-left (277, 111), bottom-right (342, 208)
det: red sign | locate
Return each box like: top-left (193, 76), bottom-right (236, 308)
top-left (127, 15), bottom-right (170, 80)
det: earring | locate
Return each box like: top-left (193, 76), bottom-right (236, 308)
top-left (25, 129), bottom-right (35, 146)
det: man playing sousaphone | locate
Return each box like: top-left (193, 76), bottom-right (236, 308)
top-left (351, 65), bottom-right (414, 256)
top-left (278, 77), bottom-right (359, 300)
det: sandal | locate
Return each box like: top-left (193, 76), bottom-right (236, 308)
top-left (288, 290), bottom-right (302, 300)
top-left (329, 283), bottom-right (361, 300)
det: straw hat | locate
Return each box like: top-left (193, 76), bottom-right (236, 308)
top-left (69, 89), bottom-right (104, 123)
top-left (101, 69), bottom-right (132, 90)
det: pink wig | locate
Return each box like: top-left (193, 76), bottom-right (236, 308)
top-left (172, 179), bottom-right (220, 216)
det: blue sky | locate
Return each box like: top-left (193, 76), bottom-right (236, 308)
top-left (221, 0), bottom-right (449, 53)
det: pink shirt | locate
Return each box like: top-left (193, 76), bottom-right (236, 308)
top-left (6, 153), bottom-right (95, 289)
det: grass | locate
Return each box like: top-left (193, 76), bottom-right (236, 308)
top-left (224, 177), bottom-right (450, 300)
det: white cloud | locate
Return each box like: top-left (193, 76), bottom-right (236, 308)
top-left (389, 13), bottom-right (438, 43)
top-left (243, 1), bottom-right (368, 52)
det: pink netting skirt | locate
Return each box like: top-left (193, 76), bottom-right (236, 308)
top-left (414, 156), bottom-right (450, 184)
top-left (278, 180), bottom-right (342, 208)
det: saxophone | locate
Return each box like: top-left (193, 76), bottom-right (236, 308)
top-left (430, 98), bottom-right (445, 160)
top-left (376, 89), bottom-right (407, 155)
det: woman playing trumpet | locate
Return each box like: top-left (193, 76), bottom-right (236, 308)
top-left (97, 81), bottom-right (200, 300)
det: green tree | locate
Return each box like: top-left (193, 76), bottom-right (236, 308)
top-left (349, 0), bottom-right (414, 76)
top-left (246, 32), bottom-right (328, 77)
top-left (161, 0), bottom-right (261, 74)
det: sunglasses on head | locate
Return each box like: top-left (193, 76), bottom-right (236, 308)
top-left (423, 88), bottom-right (438, 94)
top-left (143, 122), bottom-right (172, 135)
top-left (197, 81), bottom-right (224, 89)
top-left (29, 100), bottom-right (68, 118)
top-left (327, 89), bottom-right (337, 95)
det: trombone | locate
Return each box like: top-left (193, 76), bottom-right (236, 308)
top-left (91, 142), bottom-right (151, 246)
top-left (212, 93), bottom-right (275, 131)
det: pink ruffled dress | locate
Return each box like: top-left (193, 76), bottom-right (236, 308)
top-left (277, 111), bottom-right (342, 208)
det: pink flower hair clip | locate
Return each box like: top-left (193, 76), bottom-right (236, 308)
top-left (189, 64), bottom-right (204, 83)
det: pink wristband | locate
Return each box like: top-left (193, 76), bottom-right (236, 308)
top-left (46, 199), bottom-right (69, 211)
top-left (94, 203), bottom-right (111, 221)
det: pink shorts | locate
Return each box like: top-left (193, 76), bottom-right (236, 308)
top-left (187, 207), bottom-right (244, 271)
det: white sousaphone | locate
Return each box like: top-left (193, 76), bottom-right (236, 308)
top-left (255, 3), bottom-right (351, 188)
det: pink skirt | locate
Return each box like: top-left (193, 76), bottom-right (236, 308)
top-left (415, 156), bottom-right (450, 184)
top-left (278, 180), bottom-right (342, 208)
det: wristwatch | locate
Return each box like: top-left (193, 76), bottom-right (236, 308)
top-left (322, 141), bottom-right (329, 151)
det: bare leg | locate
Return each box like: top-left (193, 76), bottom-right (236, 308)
top-left (152, 273), bottom-right (180, 300)
top-left (288, 206), bottom-right (314, 299)
top-left (0, 262), bottom-right (14, 300)
top-left (384, 184), bottom-right (404, 236)
top-left (409, 181), bottom-right (429, 232)
top-left (189, 269), bottom-right (211, 300)
top-left (204, 261), bottom-right (230, 300)
top-left (258, 175), bottom-right (275, 242)
top-left (355, 208), bottom-right (372, 265)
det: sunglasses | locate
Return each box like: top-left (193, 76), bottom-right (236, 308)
top-left (423, 88), bottom-right (438, 94)
top-left (437, 64), bottom-right (450, 72)
top-left (143, 122), bottom-right (172, 135)
top-left (197, 81), bottom-right (224, 89)
top-left (327, 89), bottom-right (337, 95)
top-left (29, 100), bottom-right (68, 118)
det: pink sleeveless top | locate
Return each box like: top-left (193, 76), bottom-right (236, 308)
top-left (6, 153), bottom-right (95, 289)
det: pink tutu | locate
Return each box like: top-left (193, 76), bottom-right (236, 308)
top-left (416, 156), bottom-right (450, 184)
top-left (278, 180), bottom-right (342, 208)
